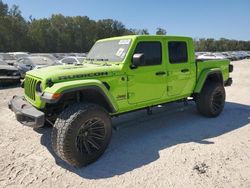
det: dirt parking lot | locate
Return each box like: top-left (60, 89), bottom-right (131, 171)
top-left (0, 60), bottom-right (250, 188)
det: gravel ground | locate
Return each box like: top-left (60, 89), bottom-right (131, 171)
top-left (0, 60), bottom-right (250, 188)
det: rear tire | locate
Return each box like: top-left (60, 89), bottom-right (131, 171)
top-left (52, 103), bottom-right (112, 167)
top-left (195, 82), bottom-right (225, 117)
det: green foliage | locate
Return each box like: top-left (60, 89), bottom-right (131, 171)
top-left (0, 1), bottom-right (249, 52)
top-left (194, 38), bottom-right (250, 52)
top-left (0, 1), bottom-right (29, 52)
top-left (0, 0), bottom-right (8, 16)
top-left (0, 1), bottom-right (135, 52)
top-left (156, 27), bottom-right (167, 35)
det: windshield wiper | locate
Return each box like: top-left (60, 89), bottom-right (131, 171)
top-left (84, 58), bottom-right (111, 66)
top-left (96, 58), bottom-right (112, 66)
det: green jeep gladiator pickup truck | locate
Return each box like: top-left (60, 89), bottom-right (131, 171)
top-left (9, 35), bottom-right (233, 167)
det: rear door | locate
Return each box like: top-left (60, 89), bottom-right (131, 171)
top-left (166, 40), bottom-right (196, 97)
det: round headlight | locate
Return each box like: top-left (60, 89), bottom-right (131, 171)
top-left (36, 81), bottom-right (43, 93)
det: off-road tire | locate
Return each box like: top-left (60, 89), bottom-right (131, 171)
top-left (196, 82), bottom-right (225, 117)
top-left (52, 103), bottom-right (112, 167)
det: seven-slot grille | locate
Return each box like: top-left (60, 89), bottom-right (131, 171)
top-left (24, 76), bottom-right (38, 100)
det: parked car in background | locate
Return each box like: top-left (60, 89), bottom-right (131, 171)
top-left (238, 51), bottom-right (250, 59)
top-left (0, 60), bottom-right (20, 85)
top-left (221, 52), bottom-right (236, 61)
top-left (232, 51), bottom-right (246, 60)
top-left (59, 56), bottom-right (85, 65)
top-left (247, 51), bottom-right (250, 58)
top-left (53, 53), bottom-right (87, 60)
top-left (213, 53), bottom-right (228, 59)
top-left (8, 52), bottom-right (29, 60)
top-left (197, 53), bottom-right (227, 61)
top-left (195, 51), bottom-right (250, 61)
top-left (30, 53), bottom-right (59, 62)
top-left (0, 53), bottom-right (17, 66)
top-left (52, 53), bottom-right (68, 60)
top-left (16, 56), bottom-right (60, 78)
top-left (195, 52), bottom-right (207, 57)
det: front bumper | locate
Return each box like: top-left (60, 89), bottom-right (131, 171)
top-left (8, 96), bottom-right (45, 128)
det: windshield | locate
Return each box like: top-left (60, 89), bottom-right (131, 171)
top-left (86, 39), bottom-right (131, 62)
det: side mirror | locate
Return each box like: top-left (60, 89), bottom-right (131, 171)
top-left (131, 53), bottom-right (145, 68)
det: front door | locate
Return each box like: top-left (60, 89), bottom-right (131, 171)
top-left (127, 41), bottom-right (166, 104)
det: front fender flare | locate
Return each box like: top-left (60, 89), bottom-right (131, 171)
top-left (41, 79), bottom-right (118, 112)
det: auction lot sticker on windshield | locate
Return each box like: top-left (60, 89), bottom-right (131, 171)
top-left (116, 48), bottom-right (124, 57)
top-left (119, 39), bottom-right (131, 45)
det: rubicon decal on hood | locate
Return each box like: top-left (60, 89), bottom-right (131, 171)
top-left (58, 72), bottom-right (109, 80)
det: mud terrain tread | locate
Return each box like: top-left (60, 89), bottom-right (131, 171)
top-left (51, 103), bottom-right (111, 167)
top-left (196, 82), bottom-right (225, 117)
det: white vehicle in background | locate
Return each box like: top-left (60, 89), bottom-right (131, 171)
top-left (197, 53), bottom-right (227, 61)
top-left (247, 51), bottom-right (250, 58)
top-left (8, 52), bottom-right (29, 59)
top-left (238, 51), bottom-right (250, 59)
top-left (30, 53), bottom-right (59, 62)
top-left (231, 52), bottom-right (245, 60)
top-left (59, 56), bottom-right (86, 65)
top-left (222, 52), bottom-right (237, 61)
top-left (195, 52), bottom-right (207, 58)
top-left (0, 60), bottom-right (20, 85)
top-left (16, 56), bottom-right (60, 78)
top-left (0, 53), bottom-right (17, 66)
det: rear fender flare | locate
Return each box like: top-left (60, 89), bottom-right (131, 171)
top-left (194, 69), bottom-right (223, 93)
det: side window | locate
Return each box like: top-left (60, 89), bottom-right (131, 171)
top-left (134, 42), bottom-right (162, 66)
top-left (168, 41), bottom-right (188, 63)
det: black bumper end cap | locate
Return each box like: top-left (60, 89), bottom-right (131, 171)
top-left (8, 96), bottom-right (45, 128)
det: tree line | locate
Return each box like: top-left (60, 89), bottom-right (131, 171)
top-left (194, 38), bottom-right (250, 52)
top-left (0, 1), bottom-right (249, 53)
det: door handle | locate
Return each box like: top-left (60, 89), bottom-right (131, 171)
top-left (181, 69), bottom-right (189, 73)
top-left (155, 71), bottom-right (166, 76)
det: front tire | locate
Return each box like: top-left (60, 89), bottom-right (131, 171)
top-left (52, 103), bottom-right (112, 167)
top-left (195, 82), bottom-right (225, 117)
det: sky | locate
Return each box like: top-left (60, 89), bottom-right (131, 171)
top-left (4, 0), bottom-right (250, 40)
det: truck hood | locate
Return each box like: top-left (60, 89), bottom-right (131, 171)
top-left (26, 62), bottom-right (122, 83)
